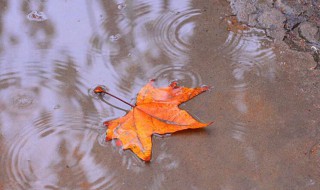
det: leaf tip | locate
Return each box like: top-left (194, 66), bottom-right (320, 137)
top-left (103, 121), bottom-right (109, 127)
top-left (201, 85), bottom-right (213, 92)
top-left (143, 155), bottom-right (151, 162)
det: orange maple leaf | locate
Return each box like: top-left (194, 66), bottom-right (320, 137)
top-left (94, 80), bottom-right (212, 161)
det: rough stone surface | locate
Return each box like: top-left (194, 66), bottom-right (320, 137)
top-left (299, 22), bottom-right (319, 43)
top-left (229, 0), bottom-right (257, 23)
top-left (257, 8), bottom-right (286, 40)
top-left (228, 0), bottom-right (320, 68)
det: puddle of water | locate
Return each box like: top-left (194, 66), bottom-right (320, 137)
top-left (0, 0), bottom-right (319, 189)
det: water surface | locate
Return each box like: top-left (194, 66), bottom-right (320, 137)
top-left (0, 0), bottom-right (319, 189)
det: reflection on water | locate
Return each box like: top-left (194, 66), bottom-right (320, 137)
top-left (219, 27), bottom-right (276, 91)
top-left (0, 0), bottom-right (207, 189)
top-left (0, 0), bottom-right (319, 189)
top-left (88, 1), bottom-right (203, 95)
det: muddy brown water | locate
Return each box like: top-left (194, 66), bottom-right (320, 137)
top-left (0, 0), bottom-right (319, 189)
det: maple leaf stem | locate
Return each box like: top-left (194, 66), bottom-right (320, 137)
top-left (94, 86), bottom-right (135, 108)
top-left (103, 91), bottom-right (135, 108)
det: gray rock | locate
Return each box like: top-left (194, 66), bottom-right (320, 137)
top-left (248, 13), bottom-right (259, 26)
top-left (299, 22), bottom-right (319, 43)
top-left (274, 0), bottom-right (300, 15)
top-left (257, 8), bottom-right (286, 40)
top-left (266, 28), bottom-right (286, 41)
top-left (257, 8), bottom-right (286, 29)
top-left (229, 0), bottom-right (258, 23)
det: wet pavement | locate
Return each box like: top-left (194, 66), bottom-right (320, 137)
top-left (229, 0), bottom-right (320, 69)
top-left (0, 0), bottom-right (320, 189)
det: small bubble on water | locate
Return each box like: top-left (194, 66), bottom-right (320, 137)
top-left (110, 34), bottom-right (121, 42)
top-left (117, 3), bottom-right (126, 10)
top-left (27, 11), bottom-right (47, 22)
top-left (13, 94), bottom-right (34, 108)
top-left (98, 133), bottom-right (108, 147)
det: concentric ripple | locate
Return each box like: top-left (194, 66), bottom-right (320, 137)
top-left (0, 58), bottom-right (118, 189)
top-left (218, 28), bottom-right (276, 91)
top-left (0, 69), bottom-right (21, 90)
top-left (1, 111), bottom-right (120, 190)
top-left (153, 9), bottom-right (202, 60)
top-left (0, 66), bottom-right (41, 115)
top-left (148, 65), bottom-right (202, 88)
